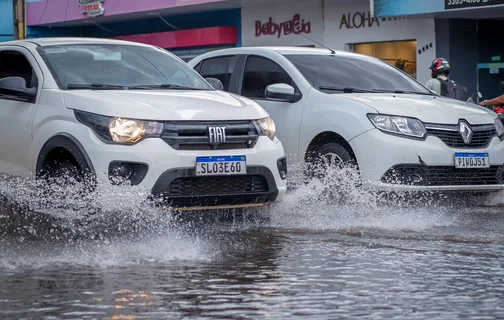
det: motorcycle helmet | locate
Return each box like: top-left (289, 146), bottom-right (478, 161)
top-left (429, 58), bottom-right (450, 78)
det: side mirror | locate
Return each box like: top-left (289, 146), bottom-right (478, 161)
top-left (265, 83), bottom-right (300, 103)
top-left (205, 77), bottom-right (224, 91)
top-left (0, 76), bottom-right (37, 100)
top-left (477, 92), bottom-right (483, 99)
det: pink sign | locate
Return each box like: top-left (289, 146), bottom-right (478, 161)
top-left (27, 0), bottom-right (229, 26)
top-left (255, 14), bottom-right (311, 38)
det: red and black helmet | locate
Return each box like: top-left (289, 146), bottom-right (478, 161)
top-left (429, 58), bottom-right (450, 78)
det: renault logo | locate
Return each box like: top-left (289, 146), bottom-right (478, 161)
top-left (458, 121), bottom-right (473, 144)
top-left (208, 126), bottom-right (226, 143)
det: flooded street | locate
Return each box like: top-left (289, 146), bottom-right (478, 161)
top-left (1, 180), bottom-right (504, 319)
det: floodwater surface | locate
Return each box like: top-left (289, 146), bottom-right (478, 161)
top-left (1, 174), bottom-right (504, 319)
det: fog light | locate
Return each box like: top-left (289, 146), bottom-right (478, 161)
top-left (110, 163), bottom-right (132, 179)
top-left (277, 157), bottom-right (287, 180)
top-left (108, 161), bottom-right (149, 186)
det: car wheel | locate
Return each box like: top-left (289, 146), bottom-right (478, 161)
top-left (305, 142), bottom-right (356, 179)
top-left (304, 142), bottom-right (360, 202)
top-left (50, 160), bottom-right (83, 187)
top-left (42, 160), bottom-right (98, 216)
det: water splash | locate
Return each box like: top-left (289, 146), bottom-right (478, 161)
top-left (0, 162), bottom-right (486, 270)
top-left (0, 231), bottom-right (212, 270)
top-left (271, 164), bottom-right (458, 232)
top-left (0, 173), bottom-right (176, 242)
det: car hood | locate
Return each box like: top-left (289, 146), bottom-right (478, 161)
top-left (63, 89), bottom-right (269, 121)
top-left (341, 93), bottom-right (496, 125)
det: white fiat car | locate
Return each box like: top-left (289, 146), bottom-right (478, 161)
top-left (0, 38), bottom-right (287, 210)
top-left (189, 47), bottom-right (504, 192)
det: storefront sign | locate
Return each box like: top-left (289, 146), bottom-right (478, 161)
top-left (339, 12), bottom-right (380, 29)
top-left (79, 0), bottom-right (105, 17)
top-left (445, 0), bottom-right (504, 10)
top-left (339, 12), bottom-right (410, 29)
top-left (255, 14), bottom-right (311, 38)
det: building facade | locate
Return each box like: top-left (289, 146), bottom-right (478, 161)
top-left (26, 0), bottom-right (243, 61)
top-left (373, 0), bottom-right (504, 100)
top-left (1, 0), bottom-right (15, 42)
top-left (22, 0), bottom-right (435, 82)
top-left (241, 0), bottom-right (435, 84)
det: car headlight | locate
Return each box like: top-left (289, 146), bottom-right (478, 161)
top-left (495, 117), bottom-right (504, 139)
top-left (367, 114), bottom-right (426, 139)
top-left (255, 117), bottom-right (276, 140)
top-left (74, 110), bottom-right (163, 144)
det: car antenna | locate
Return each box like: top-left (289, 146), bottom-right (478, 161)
top-left (299, 33), bottom-right (336, 55)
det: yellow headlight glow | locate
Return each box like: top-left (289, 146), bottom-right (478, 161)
top-left (256, 117), bottom-right (276, 140)
top-left (109, 118), bottom-right (146, 143)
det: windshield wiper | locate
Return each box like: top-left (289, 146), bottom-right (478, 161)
top-left (67, 83), bottom-right (126, 90)
top-left (319, 86), bottom-right (373, 93)
top-left (371, 88), bottom-right (433, 95)
top-left (129, 84), bottom-right (202, 90)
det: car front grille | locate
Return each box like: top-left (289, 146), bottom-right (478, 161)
top-left (161, 121), bottom-right (259, 150)
top-left (425, 123), bottom-right (496, 148)
top-left (166, 175), bottom-right (269, 196)
top-left (382, 165), bottom-right (503, 186)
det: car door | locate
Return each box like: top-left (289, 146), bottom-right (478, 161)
top-left (237, 55), bottom-right (304, 165)
top-left (0, 47), bottom-right (41, 177)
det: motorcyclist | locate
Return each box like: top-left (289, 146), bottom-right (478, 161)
top-left (425, 58), bottom-right (463, 99)
top-left (479, 94), bottom-right (504, 108)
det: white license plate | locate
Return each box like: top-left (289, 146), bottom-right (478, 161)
top-left (196, 156), bottom-right (247, 176)
top-left (454, 152), bottom-right (489, 168)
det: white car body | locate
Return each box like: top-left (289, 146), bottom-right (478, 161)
top-left (0, 38), bottom-right (287, 209)
top-left (189, 47), bottom-right (504, 192)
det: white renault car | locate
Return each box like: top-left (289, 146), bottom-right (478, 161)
top-left (0, 38), bottom-right (287, 210)
top-left (189, 47), bottom-right (504, 192)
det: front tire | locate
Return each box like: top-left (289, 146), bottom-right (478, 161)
top-left (304, 142), bottom-right (360, 202)
top-left (305, 142), bottom-right (356, 179)
top-left (40, 159), bottom-right (98, 217)
top-left (49, 160), bottom-right (84, 187)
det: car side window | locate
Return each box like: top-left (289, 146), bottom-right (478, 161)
top-left (0, 50), bottom-right (38, 91)
top-left (199, 56), bottom-right (236, 91)
top-left (241, 56), bottom-right (293, 100)
top-left (193, 62), bottom-right (202, 73)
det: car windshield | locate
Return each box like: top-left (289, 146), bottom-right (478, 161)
top-left (37, 44), bottom-right (213, 90)
top-left (284, 54), bottom-right (431, 95)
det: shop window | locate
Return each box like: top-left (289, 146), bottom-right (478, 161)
top-left (241, 56), bottom-right (292, 99)
top-left (199, 56), bottom-right (236, 91)
top-left (352, 40), bottom-right (417, 79)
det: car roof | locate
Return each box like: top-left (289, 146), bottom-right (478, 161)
top-left (191, 46), bottom-right (371, 62)
top-left (0, 37), bottom-right (152, 48)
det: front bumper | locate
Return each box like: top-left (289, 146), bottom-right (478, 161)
top-left (149, 166), bottom-right (279, 208)
top-left (350, 129), bottom-right (504, 192)
top-left (82, 132), bottom-right (287, 208)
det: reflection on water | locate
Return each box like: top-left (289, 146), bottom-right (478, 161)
top-left (2, 207), bottom-right (504, 319)
top-left (1, 167), bottom-right (504, 318)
